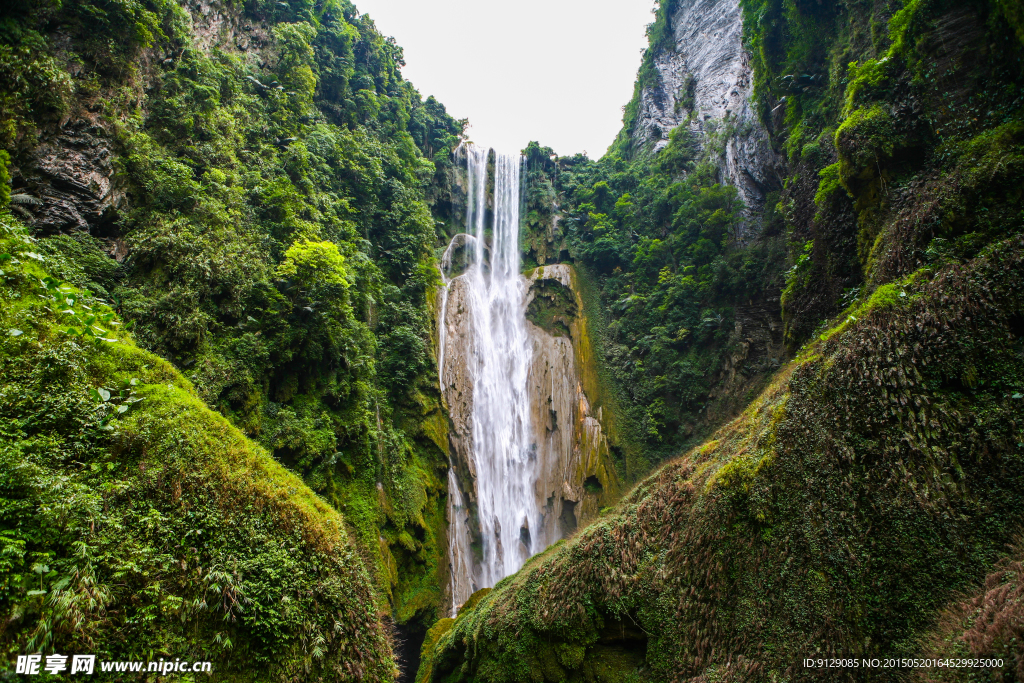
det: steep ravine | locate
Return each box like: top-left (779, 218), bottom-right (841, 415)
top-left (4, 0), bottom-right (1024, 679)
top-left (420, 235), bottom-right (1024, 682)
top-left (417, 0), bottom-right (1024, 680)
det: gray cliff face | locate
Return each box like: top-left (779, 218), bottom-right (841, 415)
top-left (11, 0), bottom-right (269, 238)
top-left (20, 119), bottom-right (125, 236)
top-left (438, 276), bottom-right (478, 504)
top-left (632, 0), bottom-right (780, 227)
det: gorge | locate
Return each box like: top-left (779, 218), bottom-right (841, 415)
top-left (2, 0), bottom-right (1024, 681)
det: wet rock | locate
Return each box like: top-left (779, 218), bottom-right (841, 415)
top-left (437, 263), bottom-right (620, 558)
top-left (438, 276), bottom-right (478, 502)
top-left (524, 265), bottom-right (619, 538)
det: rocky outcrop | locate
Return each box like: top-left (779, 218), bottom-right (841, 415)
top-left (14, 119), bottom-right (124, 235)
top-left (524, 265), bottom-right (619, 538)
top-left (437, 275), bottom-right (478, 504)
top-left (9, 0), bottom-right (269, 239)
top-left (436, 263), bottom-right (621, 574)
top-left (631, 0), bottom-right (780, 228)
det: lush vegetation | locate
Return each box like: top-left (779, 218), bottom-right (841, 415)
top-left (1, 0), bottom-right (465, 670)
top-left (5, 0), bottom-right (1024, 678)
top-left (742, 0), bottom-right (1024, 342)
top-left (0, 216), bottom-right (395, 679)
top-left (422, 234), bottom-right (1024, 682)
top-left (521, 123), bottom-right (786, 473)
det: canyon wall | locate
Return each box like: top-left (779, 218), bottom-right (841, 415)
top-left (630, 0), bottom-right (780, 226)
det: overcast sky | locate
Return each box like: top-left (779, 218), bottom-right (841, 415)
top-left (350, 0), bottom-right (656, 158)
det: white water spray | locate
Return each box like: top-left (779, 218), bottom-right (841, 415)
top-left (439, 144), bottom-right (539, 613)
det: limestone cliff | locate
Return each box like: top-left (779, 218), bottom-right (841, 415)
top-left (628, 0), bottom-right (780, 224)
top-left (436, 257), bottom-right (620, 602)
top-left (437, 273), bottom-right (478, 505)
top-left (523, 265), bottom-right (619, 538)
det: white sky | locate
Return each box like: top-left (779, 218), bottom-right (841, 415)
top-left (351, 0), bottom-right (657, 158)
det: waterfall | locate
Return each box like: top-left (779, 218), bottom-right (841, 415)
top-left (438, 144), bottom-right (538, 614)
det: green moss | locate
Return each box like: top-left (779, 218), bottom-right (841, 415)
top-left (835, 104), bottom-right (895, 180)
top-left (525, 277), bottom-right (577, 337)
top-left (813, 162), bottom-right (845, 207)
top-left (0, 217), bottom-right (396, 679)
top-left (843, 58), bottom-right (895, 115)
top-left (457, 587), bottom-right (492, 615)
top-left (415, 618), bottom-right (455, 683)
top-left (814, 271), bottom-right (922, 346)
top-left (784, 119), bottom-right (806, 162)
top-left (2, 0), bottom-right (465, 635)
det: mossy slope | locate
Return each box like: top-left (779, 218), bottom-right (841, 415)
top-left (0, 218), bottom-right (395, 680)
top-left (420, 235), bottom-right (1024, 681)
top-left (1, 0), bottom-right (462, 633)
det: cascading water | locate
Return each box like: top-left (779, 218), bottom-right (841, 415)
top-left (438, 144), bottom-right (540, 614)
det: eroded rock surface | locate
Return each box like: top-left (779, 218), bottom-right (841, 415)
top-left (632, 0), bottom-right (780, 226)
top-left (17, 120), bottom-right (123, 234)
top-left (438, 276), bottom-right (478, 504)
top-left (524, 265), bottom-right (619, 538)
top-left (437, 263), bottom-right (620, 581)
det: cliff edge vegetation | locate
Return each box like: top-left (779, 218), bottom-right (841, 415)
top-left (0, 216), bottom-right (395, 679)
top-left (0, 0), bottom-right (463, 650)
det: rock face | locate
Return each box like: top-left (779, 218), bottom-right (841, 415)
top-left (438, 274), bottom-right (478, 506)
top-left (523, 265), bottom-right (619, 539)
top-left (10, 0), bottom-right (269, 238)
top-left (631, 0), bottom-right (780, 227)
top-left (437, 261), bottom-right (620, 600)
top-left (16, 120), bottom-right (124, 235)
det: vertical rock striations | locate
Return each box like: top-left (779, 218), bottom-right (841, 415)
top-left (437, 260), bottom-right (621, 610)
top-left (629, 0), bottom-right (779, 226)
top-left (524, 265), bottom-right (619, 542)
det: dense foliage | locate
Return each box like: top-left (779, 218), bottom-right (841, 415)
top-left (0, 217), bottom-right (395, 679)
top-left (1, 0), bottom-right (468, 670)
top-left (741, 0), bottom-right (1024, 343)
top-left (521, 126), bottom-right (786, 472)
top-left (1, 0), bottom-right (464, 636)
